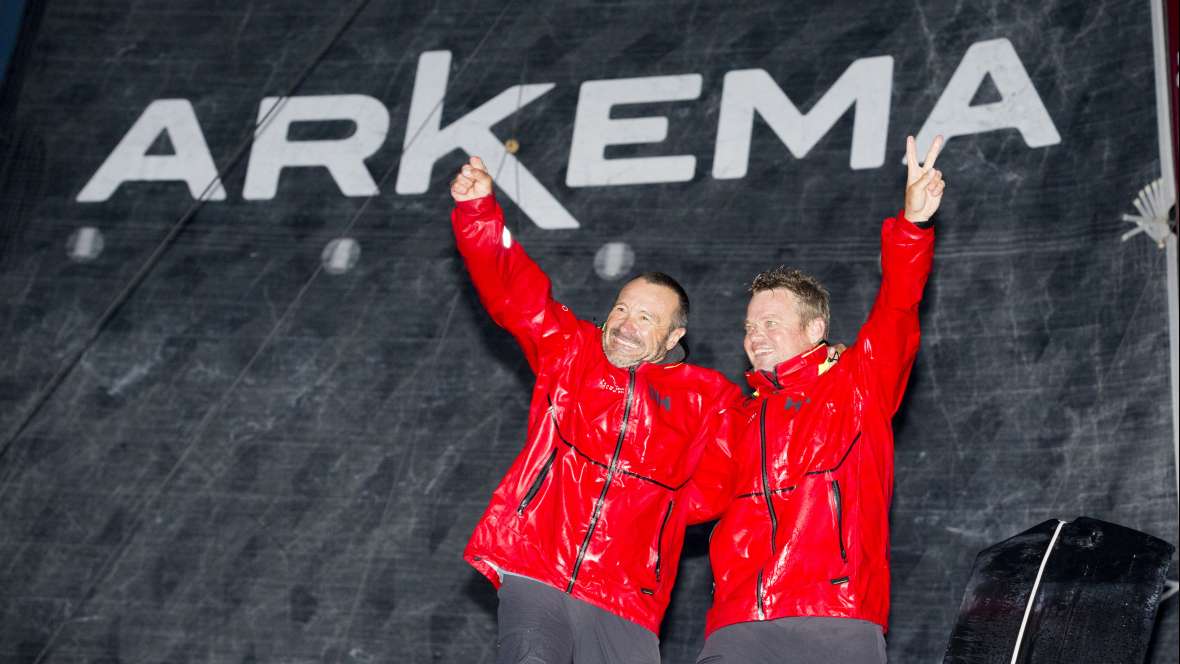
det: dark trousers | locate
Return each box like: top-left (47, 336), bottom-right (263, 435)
top-left (496, 575), bottom-right (660, 664)
top-left (696, 616), bottom-right (887, 664)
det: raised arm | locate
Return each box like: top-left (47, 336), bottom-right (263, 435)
top-left (451, 157), bottom-right (578, 372)
top-left (851, 135), bottom-right (944, 414)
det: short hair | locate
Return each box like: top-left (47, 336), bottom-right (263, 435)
top-left (634, 271), bottom-right (689, 329)
top-left (749, 266), bottom-right (830, 332)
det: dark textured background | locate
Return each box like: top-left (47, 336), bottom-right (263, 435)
top-left (0, 1), bottom-right (1176, 662)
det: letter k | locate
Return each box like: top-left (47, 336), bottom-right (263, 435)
top-left (395, 51), bottom-right (579, 229)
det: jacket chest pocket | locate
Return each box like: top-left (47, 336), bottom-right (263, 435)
top-left (654, 498), bottom-right (674, 582)
top-left (640, 498), bottom-right (676, 596)
top-left (517, 448), bottom-right (557, 515)
top-left (828, 479), bottom-right (847, 565)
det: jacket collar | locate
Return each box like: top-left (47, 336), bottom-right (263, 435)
top-left (601, 352), bottom-right (683, 376)
top-left (746, 342), bottom-right (829, 393)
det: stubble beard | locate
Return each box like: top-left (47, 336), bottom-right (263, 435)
top-left (602, 327), bottom-right (668, 368)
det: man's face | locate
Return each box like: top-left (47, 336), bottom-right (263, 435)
top-left (601, 279), bottom-right (686, 368)
top-left (744, 288), bottom-right (824, 372)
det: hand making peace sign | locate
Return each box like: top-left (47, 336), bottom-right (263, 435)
top-left (904, 134), bottom-right (946, 223)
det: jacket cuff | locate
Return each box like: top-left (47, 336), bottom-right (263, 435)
top-left (454, 193), bottom-right (498, 217)
top-left (898, 208), bottom-right (934, 230)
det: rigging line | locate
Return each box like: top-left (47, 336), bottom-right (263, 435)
top-left (32, 2), bottom-right (520, 659)
top-left (513, 59), bottom-right (526, 214)
top-left (325, 25), bottom-right (528, 427)
top-left (473, 45), bottom-right (527, 215)
top-left (22, 1), bottom-right (377, 660)
top-left (491, 40), bottom-right (528, 187)
top-left (330, 3), bottom-right (519, 655)
top-left (0, 0), bottom-right (376, 478)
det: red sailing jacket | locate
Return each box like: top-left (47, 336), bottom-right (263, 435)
top-left (687, 212), bottom-right (934, 637)
top-left (454, 194), bottom-right (741, 633)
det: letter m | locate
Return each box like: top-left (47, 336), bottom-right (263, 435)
top-left (712, 57), bottom-right (893, 177)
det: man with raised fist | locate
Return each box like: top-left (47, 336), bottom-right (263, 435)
top-left (450, 156), bottom-right (742, 664)
top-left (688, 136), bottom-right (946, 664)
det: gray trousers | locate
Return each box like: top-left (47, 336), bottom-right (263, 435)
top-left (696, 617), bottom-right (886, 664)
top-left (496, 575), bottom-right (660, 664)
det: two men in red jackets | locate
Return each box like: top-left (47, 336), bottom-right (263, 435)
top-left (450, 134), bottom-right (945, 663)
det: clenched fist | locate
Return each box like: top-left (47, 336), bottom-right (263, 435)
top-left (903, 135), bottom-right (946, 223)
top-left (451, 156), bottom-right (493, 202)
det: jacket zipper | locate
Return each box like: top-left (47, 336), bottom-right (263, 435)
top-left (757, 399), bottom-right (777, 619)
top-left (759, 400), bottom-right (779, 554)
top-left (830, 479), bottom-right (847, 562)
top-left (654, 499), bottom-right (674, 583)
top-left (517, 448), bottom-right (557, 515)
top-left (567, 366), bottom-right (637, 593)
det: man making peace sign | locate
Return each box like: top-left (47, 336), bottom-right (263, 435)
top-left (690, 136), bottom-right (947, 664)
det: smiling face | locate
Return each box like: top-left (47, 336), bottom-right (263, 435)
top-left (743, 288), bottom-right (826, 372)
top-left (601, 278), bottom-right (686, 368)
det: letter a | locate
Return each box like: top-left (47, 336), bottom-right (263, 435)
top-left (77, 99), bottom-right (226, 202)
top-left (913, 38), bottom-right (1061, 157)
